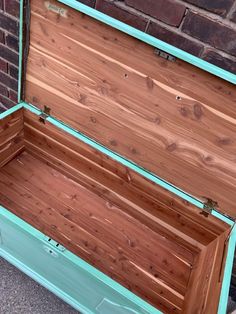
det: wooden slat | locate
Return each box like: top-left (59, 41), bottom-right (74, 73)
top-left (0, 109), bottom-right (24, 167)
top-left (25, 0), bottom-right (236, 218)
top-left (183, 228), bottom-right (229, 313)
top-left (23, 110), bottom-right (228, 237)
top-left (23, 110), bottom-right (227, 250)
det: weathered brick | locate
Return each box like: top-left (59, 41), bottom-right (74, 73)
top-left (230, 8), bottom-right (236, 23)
top-left (77, 0), bottom-right (95, 7)
top-left (0, 29), bottom-right (4, 43)
top-left (96, 0), bottom-right (148, 31)
top-left (0, 104), bottom-right (6, 113)
top-left (182, 11), bottom-right (236, 57)
top-left (124, 0), bottom-right (186, 27)
top-left (0, 94), bottom-right (16, 108)
top-left (0, 58), bottom-right (7, 72)
top-left (184, 0), bottom-right (234, 16)
top-left (4, 0), bottom-right (20, 18)
top-left (9, 64), bottom-right (18, 79)
top-left (0, 83), bottom-right (8, 97)
top-left (0, 71), bottom-right (18, 91)
top-left (0, 12), bottom-right (18, 36)
top-left (0, 44), bottom-right (18, 65)
top-left (9, 89), bottom-right (17, 103)
top-left (202, 49), bottom-right (236, 74)
top-left (6, 33), bottom-right (19, 51)
top-left (147, 21), bottom-right (203, 56)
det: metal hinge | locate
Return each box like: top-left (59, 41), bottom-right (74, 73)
top-left (154, 48), bottom-right (176, 62)
top-left (200, 197), bottom-right (219, 217)
top-left (39, 105), bottom-right (51, 124)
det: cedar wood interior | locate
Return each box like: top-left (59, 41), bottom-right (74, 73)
top-left (0, 108), bottom-right (231, 314)
top-left (25, 0), bottom-right (236, 219)
top-left (0, 0), bottom-right (235, 313)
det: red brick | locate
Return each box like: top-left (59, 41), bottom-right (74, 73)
top-left (0, 44), bottom-right (18, 66)
top-left (147, 21), bottom-right (203, 56)
top-left (4, 0), bottom-right (20, 18)
top-left (0, 12), bottom-right (18, 36)
top-left (9, 89), bottom-right (17, 102)
top-left (6, 33), bottom-right (19, 51)
top-left (0, 29), bottom-right (4, 43)
top-left (96, 0), bottom-right (148, 31)
top-left (78, 0), bottom-right (95, 7)
top-left (9, 64), bottom-right (18, 79)
top-left (124, 0), bottom-right (186, 27)
top-left (0, 71), bottom-right (18, 91)
top-left (0, 58), bottom-right (7, 72)
top-left (0, 94), bottom-right (16, 108)
top-left (182, 11), bottom-right (236, 57)
top-left (184, 0), bottom-right (234, 16)
top-left (0, 104), bottom-right (7, 113)
top-left (202, 49), bottom-right (236, 74)
top-left (230, 8), bottom-right (236, 23)
top-left (0, 83), bottom-right (8, 96)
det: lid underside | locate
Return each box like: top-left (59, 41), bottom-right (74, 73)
top-left (24, 0), bottom-right (236, 219)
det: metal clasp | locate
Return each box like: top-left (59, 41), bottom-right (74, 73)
top-left (39, 105), bottom-right (51, 124)
top-left (200, 197), bottom-right (218, 217)
top-left (154, 48), bottom-right (176, 62)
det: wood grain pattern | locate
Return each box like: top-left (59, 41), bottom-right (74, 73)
top-left (24, 110), bottom-right (228, 247)
top-left (0, 152), bottom-right (187, 312)
top-left (25, 0), bottom-right (236, 218)
top-left (0, 107), bottom-right (231, 313)
top-left (0, 150), bottom-right (230, 313)
top-left (0, 109), bottom-right (24, 167)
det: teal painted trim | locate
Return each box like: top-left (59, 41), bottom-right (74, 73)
top-left (57, 0), bottom-right (236, 84)
top-left (212, 210), bottom-right (234, 226)
top-left (0, 205), bottom-right (161, 314)
top-left (0, 103), bottom-right (24, 119)
top-left (18, 0), bottom-right (24, 103)
top-left (23, 102), bottom-right (204, 210)
top-left (217, 223), bottom-right (236, 314)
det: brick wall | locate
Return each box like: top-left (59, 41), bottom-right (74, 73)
top-left (95, 0), bottom-right (236, 74)
top-left (0, 0), bottom-right (19, 113)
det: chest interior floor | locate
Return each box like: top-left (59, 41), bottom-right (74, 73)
top-left (0, 108), bottom-right (231, 314)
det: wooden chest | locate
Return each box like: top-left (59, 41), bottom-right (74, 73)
top-left (0, 1), bottom-right (236, 313)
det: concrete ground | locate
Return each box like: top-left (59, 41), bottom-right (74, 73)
top-left (1, 256), bottom-right (236, 314)
top-left (0, 258), bottom-right (78, 314)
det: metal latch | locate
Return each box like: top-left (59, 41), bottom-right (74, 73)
top-left (39, 105), bottom-right (51, 124)
top-left (200, 197), bottom-right (218, 217)
top-left (44, 236), bottom-right (66, 252)
top-left (154, 48), bottom-right (176, 62)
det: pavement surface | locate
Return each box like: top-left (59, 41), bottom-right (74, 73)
top-left (0, 258), bottom-right (78, 314)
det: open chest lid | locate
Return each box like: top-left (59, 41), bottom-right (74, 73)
top-left (21, 0), bottom-right (236, 219)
